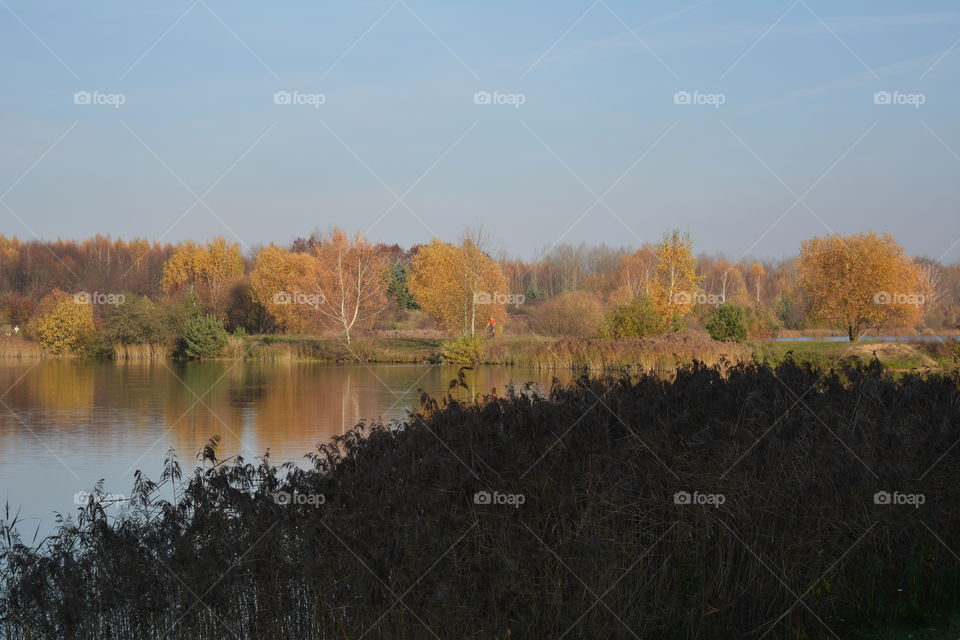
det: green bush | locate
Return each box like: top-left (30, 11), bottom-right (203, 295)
top-left (705, 303), bottom-right (748, 343)
top-left (179, 314), bottom-right (229, 359)
top-left (102, 295), bottom-right (178, 346)
top-left (385, 261), bottom-right (419, 310)
top-left (440, 334), bottom-right (484, 363)
top-left (598, 297), bottom-right (664, 339)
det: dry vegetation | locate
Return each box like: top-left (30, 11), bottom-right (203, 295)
top-left (3, 360), bottom-right (959, 638)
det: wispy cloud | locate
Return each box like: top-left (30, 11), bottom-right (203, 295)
top-left (524, 9), bottom-right (960, 72)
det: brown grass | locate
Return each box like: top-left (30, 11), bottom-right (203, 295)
top-left (481, 333), bottom-right (751, 371)
top-left (0, 336), bottom-right (45, 359)
top-left (112, 343), bottom-right (170, 361)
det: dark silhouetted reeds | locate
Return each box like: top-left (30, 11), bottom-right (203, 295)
top-left (2, 359), bottom-right (960, 638)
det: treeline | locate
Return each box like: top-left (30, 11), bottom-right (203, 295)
top-left (0, 228), bottom-right (958, 358)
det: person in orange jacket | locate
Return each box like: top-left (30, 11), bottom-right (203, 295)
top-left (486, 316), bottom-right (496, 338)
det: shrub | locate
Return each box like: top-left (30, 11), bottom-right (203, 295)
top-left (705, 303), bottom-right (748, 342)
top-left (774, 293), bottom-right (804, 330)
top-left (529, 291), bottom-right (605, 337)
top-left (24, 289), bottom-right (96, 354)
top-left (102, 295), bottom-right (177, 346)
top-left (224, 281), bottom-right (275, 334)
top-left (440, 334), bottom-right (484, 363)
top-left (745, 307), bottom-right (782, 339)
top-left (179, 314), bottom-right (228, 359)
top-left (598, 296), bottom-right (664, 339)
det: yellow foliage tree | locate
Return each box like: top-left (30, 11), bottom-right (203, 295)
top-left (649, 230), bottom-right (702, 326)
top-left (26, 289), bottom-right (96, 354)
top-left (796, 232), bottom-right (927, 341)
top-left (408, 237), bottom-right (508, 336)
top-left (249, 245), bottom-right (313, 333)
top-left (161, 238), bottom-right (244, 311)
top-left (748, 263), bottom-right (766, 305)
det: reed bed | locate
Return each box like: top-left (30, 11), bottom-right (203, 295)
top-left (235, 335), bottom-right (439, 363)
top-left (2, 360), bottom-right (960, 639)
top-left (111, 343), bottom-right (171, 361)
top-left (482, 334), bottom-right (752, 371)
top-left (0, 336), bottom-right (45, 359)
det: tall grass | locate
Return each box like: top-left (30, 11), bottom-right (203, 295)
top-left (3, 359), bottom-right (959, 638)
top-left (0, 336), bottom-right (44, 359)
top-left (111, 343), bottom-right (170, 361)
top-left (482, 333), bottom-right (752, 371)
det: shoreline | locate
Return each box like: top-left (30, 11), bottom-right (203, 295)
top-left (0, 334), bottom-right (955, 371)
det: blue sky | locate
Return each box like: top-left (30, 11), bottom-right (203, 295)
top-left (1, 0), bottom-right (958, 260)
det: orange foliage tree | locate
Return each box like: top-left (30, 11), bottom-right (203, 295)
top-left (249, 245), bottom-right (313, 333)
top-left (161, 238), bottom-right (244, 311)
top-left (303, 229), bottom-right (387, 344)
top-left (408, 237), bottom-right (508, 336)
top-left (796, 232), bottom-right (928, 341)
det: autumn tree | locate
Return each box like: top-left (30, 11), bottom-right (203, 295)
top-left (161, 238), bottom-right (244, 312)
top-left (25, 289), bottom-right (96, 354)
top-left (796, 232), bottom-right (927, 341)
top-left (748, 263), bottom-right (766, 305)
top-left (301, 229), bottom-right (387, 344)
top-left (249, 245), bottom-right (312, 332)
top-left (704, 258), bottom-right (746, 303)
top-left (649, 230), bottom-right (702, 326)
top-left (408, 236), bottom-right (508, 336)
top-left (615, 246), bottom-right (657, 299)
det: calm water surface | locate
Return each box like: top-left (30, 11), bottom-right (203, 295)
top-left (773, 335), bottom-right (956, 342)
top-left (0, 361), bottom-right (571, 537)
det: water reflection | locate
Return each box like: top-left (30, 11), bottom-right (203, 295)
top-left (0, 360), bottom-right (570, 534)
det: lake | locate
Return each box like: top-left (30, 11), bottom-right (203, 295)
top-left (773, 335), bottom-right (956, 342)
top-left (0, 360), bottom-right (572, 538)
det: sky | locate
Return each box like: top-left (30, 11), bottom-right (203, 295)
top-left (1, 0), bottom-right (958, 261)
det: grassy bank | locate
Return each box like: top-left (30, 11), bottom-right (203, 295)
top-left (2, 360), bottom-right (959, 638)
top-left (2, 333), bottom-right (957, 372)
top-left (752, 338), bottom-right (960, 370)
top-left (237, 334), bottom-right (959, 372)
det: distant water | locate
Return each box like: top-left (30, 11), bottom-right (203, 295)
top-left (773, 335), bottom-right (955, 342)
top-left (0, 361), bottom-right (571, 539)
